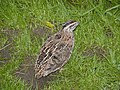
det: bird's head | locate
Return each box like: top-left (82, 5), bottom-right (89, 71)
top-left (62, 20), bottom-right (79, 32)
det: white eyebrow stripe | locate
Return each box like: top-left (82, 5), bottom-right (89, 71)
top-left (64, 22), bottom-right (76, 29)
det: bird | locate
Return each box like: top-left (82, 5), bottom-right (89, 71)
top-left (35, 20), bottom-right (79, 79)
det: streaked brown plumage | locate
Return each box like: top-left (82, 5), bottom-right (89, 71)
top-left (35, 20), bottom-right (79, 79)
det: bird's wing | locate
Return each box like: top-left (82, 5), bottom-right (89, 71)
top-left (35, 32), bottom-right (74, 78)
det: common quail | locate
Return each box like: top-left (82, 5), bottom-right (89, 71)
top-left (35, 20), bottom-right (79, 79)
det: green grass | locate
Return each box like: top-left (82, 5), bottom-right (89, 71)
top-left (0, 0), bottom-right (120, 90)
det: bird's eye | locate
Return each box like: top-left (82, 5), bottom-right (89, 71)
top-left (70, 24), bottom-right (75, 28)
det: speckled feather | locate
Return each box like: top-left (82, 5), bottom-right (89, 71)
top-left (35, 21), bottom-right (79, 79)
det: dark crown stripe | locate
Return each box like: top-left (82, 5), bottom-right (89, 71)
top-left (62, 20), bottom-right (76, 28)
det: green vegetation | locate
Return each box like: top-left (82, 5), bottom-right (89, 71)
top-left (0, 0), bottom-right (120, 90)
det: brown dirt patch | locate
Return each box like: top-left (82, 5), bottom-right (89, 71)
top-left (104, 26), bottom-right (114, 38)
top-left (0, 28), bottom-right (19, 66)
top-left (82, 45), bottom-right (108, 59)
top-left (14, 55), bottom-right (58, 90)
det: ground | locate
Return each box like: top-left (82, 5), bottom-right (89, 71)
top-left (0, 0), bottom-right (120, 90)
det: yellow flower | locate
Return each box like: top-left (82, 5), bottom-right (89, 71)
top-left (45, 21), bottom-right (54, 28)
